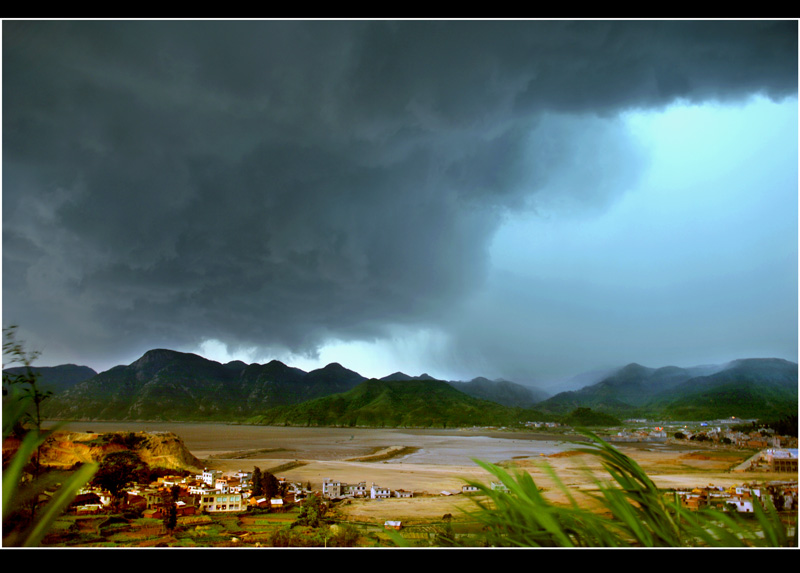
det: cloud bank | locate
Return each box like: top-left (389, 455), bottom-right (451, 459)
top-left (3, 20), bottom-right (797, 379)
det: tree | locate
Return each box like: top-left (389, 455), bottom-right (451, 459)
top-left (262, 470), bottom-right (280, 500)
top-left (294, 493), bottom-right (327, 528)
top-left (162, 484), bottom-right (180, 531)
top-left (92, 450), bottom-right (147, 507)
top-left (2, 326), bottom-right (97, 546)
top-left (3, 325), bottom-right (52, 475)
top-left (251, 467), bottom-right (263, 497)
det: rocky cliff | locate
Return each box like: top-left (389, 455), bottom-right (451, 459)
top-left (4, 430), bottom-right (204, 472)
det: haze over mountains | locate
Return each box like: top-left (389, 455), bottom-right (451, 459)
top-left (539, 359), bottom-right (798, 420)
top-left (4, 349), bottom-right (796, 425)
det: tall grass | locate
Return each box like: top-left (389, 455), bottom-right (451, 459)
top-left (462, 431), bottom-right (795, 548)
top-left (3, 388), bottom-right (97, 547)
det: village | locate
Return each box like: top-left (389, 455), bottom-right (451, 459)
top-left (66, 461), bottom-right (798, 522)
top-left (673, 481), bottom-right (797, 514)
top-left (68, 463), bottom-right (515, 521)
top-left (610, 419), bottom-right (799, 451)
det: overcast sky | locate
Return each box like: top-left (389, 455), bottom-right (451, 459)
top-left (2, 20), bottom-right (797, 387)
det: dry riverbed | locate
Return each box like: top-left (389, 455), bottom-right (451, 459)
top-left (66, 422), bottom-right (797, 525)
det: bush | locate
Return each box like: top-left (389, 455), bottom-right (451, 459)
top-left (270, 525), bottom-right (331, 547)
top-left (328, 523), bottom-right (361, 547)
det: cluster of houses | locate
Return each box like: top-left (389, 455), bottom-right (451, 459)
top-left (524, 422), bottom-right (562, 429)
top-left (70, 467), bottom-right (312, 517)
top-left (68, 465), bottom-right (510, 517)
top-left (320, 477), bottom-right (511, 500)
top-left (321, 478), bottom-right (414, 500)
top-left (610, 427), bottom-right (669, 442)
top-left (611, 422), bottom-right (798, 451)
top-left (671, 425), bottom-right (798, 450)
top-left (672, 481), bottom-right (798, 514)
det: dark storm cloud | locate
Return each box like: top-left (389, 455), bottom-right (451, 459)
top-left (3, 20), bottom-right (797, 369)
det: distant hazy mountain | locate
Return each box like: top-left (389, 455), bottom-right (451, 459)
top-left (380, 371), bottom-right (548, 408)
top-left (3, 364), bottom-right (97, 394)
top-left (42, 349), bottom-right (365, 421)
top-left (537, 358), bottom-right (797, 420)
top-left (540, 367), bottom-right (620, 395)
top-left (655, 358), bottom-right (798, 420)
top-left (380, 372), bottom-right (437, 381)
top-left (447, 377), bottom-right (549, 408)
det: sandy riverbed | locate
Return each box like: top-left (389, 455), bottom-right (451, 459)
top-left (64, 422), bottom-right (797, 524)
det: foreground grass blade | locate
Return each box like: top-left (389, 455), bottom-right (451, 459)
top-left (23, 462), bottom-right (98, 547)
top-left (457, 431), bottom-right (793, 548)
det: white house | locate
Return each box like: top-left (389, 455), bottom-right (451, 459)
top-left (344, 482), bottom-right (369, 497)
top-left (201, 468), bottom-right (223, 486)
top-left (727, 499), bottom-right (754, 513)
top-left (370, 483), bottom-right (391, 499)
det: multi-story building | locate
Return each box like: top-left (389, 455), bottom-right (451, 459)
top-left (370, 483), bottom-right (391, 499)
top-left (322, 478), bottom-right (343, 499)
top-left (201, 468), bottom-right (223, 486)
top-left (199, 492), bottom-right (244, 513)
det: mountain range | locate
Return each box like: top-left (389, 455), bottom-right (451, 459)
top-left (537, 358), bottom-right (798, 420)
top-left (4, 349), bottom-right (796, 425)
top-left (3, 364), bottom-right (99, 395)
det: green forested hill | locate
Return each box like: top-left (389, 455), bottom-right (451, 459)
top-left (247, 378), bottom-right (546, 428)
top-left (3, 364), bottom-right (97, 394)
top-left (41, 349), bottom-right (366, 421)
top-left (34, 348), bottom-right (798, 425)
top-left (537, 358), bottom-right (797, 421)
top-left (653, 359), bottom-right (798, 420)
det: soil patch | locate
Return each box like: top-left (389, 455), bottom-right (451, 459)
top-left (345, 446), bottom-right (420, 463)
top-left (680, 453), bottom-right (714, 461)
top-left (548, 450), bottom-right (589, 458)
top-left (265, 461), bottom-right (309, 474)
top-left (208, 448), bottom-right (291, 459)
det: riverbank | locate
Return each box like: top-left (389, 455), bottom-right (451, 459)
top-left (47, 421), bottom-right (796, 524)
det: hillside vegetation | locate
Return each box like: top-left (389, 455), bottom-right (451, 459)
top-left (11, 348), bottom-right (795, 426)
top-left (246, 379), bottom-right (550, 428)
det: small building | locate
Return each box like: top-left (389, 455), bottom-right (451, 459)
top-left (250, 497), bottom-right (269, 508)
top-left (370, 484), bottom-right (391, 499)
top-left (175, 500), bottom-right (197, 517)
top-left (322, 478), bottom-right (343, 499)
top-left (75, 504), bottom-right (104, 515)
top-left (199, 492), bottom-right (244, 513)
top-left (201, 468), bottom-right (223, 486)
top-left (345, 482), bottom-right (369, 498)
top-left (727, 499), bottom-right (755, 513)
top-left (766, 449), bottom-right (798, 472)
top-left (143, 507), bottom-right (164, 519)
